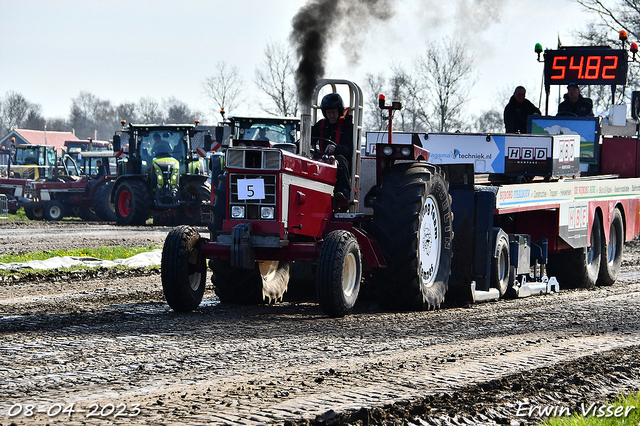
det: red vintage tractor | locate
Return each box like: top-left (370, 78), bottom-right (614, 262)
top-left (161, 79), bottom-right (453, 317)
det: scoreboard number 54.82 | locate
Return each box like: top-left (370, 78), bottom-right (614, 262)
top-left (237, 178), bottom-right (266, 200)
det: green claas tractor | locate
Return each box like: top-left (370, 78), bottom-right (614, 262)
top-left (111, 122), bottom-right (212, 226)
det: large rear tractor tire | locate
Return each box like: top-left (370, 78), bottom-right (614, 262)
top-left (93, 181), bottom-right (117, 222)
top-left (44, 200), bottom-right (65, 221)
top-left (370, 163), bottom-right (454, 311)
top-left (162, 225), bottom-right (207, 312)
top-left (75, 206), bottom-right (100, 221)
top-left (24, 205), bottom-right (45, 221)
top-left (548, 212), bottom-right (602, 289)
top-left (210, 259), bottom-right (291, 304)
top-left (179, 180), bottom-right (211, 225)
top-left (316, 230), bottom-right (362, 318)
top-left (598, 208), bottom-right (624, 286)
top-left (115, 180), bottom-right (151, 226)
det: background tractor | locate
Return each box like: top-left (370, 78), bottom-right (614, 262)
top-left (9, 144), bottom-right (57, 180)
top-left (112, 123), bottom-right (212, 226)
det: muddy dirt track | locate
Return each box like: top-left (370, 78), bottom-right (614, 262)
top-left (0, 221), bottom-right (639, 426)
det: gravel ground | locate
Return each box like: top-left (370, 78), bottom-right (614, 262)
top-left (0, 221), bottom-right (639, 425)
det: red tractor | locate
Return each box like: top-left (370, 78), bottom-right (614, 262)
top-left (161, 79), bottom-right (453, 317)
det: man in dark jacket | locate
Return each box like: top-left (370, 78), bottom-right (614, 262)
top-left (503, 86), bottom-right (541, 133)
top-left (558, 83), bottom-right (594, 117)
top-left (311, 93), bottom-right (353, 200)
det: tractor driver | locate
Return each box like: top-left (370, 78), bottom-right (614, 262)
top-left (311, 93), bottom-right (353, 201)
top-left (152, 133), bottom-right (171, 157)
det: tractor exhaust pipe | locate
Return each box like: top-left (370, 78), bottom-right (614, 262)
top-left (300, 104), bottom-right (311, 158)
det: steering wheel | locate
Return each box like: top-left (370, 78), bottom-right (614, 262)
top-left (310, 136), bottom-right (337, 159)
top-left (556, 111), bottom-right (578, 117)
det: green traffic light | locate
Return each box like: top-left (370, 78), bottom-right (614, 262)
top-left (535, 43), bottom-right (543, 54)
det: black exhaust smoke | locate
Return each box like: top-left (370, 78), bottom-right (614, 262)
top-left (290, 0), bottom-right (394, 105)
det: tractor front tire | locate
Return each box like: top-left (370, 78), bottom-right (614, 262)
top-left (115, 180), bottom-right (151, 226)
top-left (316, 230), bottom-right (362, 318)
top-left (370, 163), bottom-right (454, 311)
top-left (210, 260), bottom-right (290, 304)
top-left (44, 200), bottom-right (65, 221)
top-left (162, 225), bottom-right (207, 312)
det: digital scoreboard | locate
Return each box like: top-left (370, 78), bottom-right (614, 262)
top-left (544, 48), bottom-right (628, 86)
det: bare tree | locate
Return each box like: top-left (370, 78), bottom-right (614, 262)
top-left (1, 91), bottom-right (31, 133)
top-left (137, 97), bottom-right (164, 124)
top-left (364, 73), bottom-right (386, 131)
top-left (202, 61), bottom-right (244, 119)
top-left (573, 13), bottom-right (638, 112)
top-left (45, 117), bottom-right (69, 132)
top-left (388, 65), bottom-right (427, 132)
top-left (69, 92), bottom-right (117, 140)
top-left (413, 38), bottom-right (477, 132)
top-left (115, 102), bottom-right (138, 125)
top-left (163, 97), bottom-right (200, 124)
top-left (23, 104), bottom-right (46, 130)
top-left (575, 0), bottom-right (640, 39)
top-left (254, 41), bottom-right (299, 117)
top-left (475, 110), bottom-right (504, 132)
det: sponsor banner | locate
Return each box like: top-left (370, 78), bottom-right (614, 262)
top-left (366, 132), bottom-right (558, 175)
top-left (496, 178), bottom-right (640, 210)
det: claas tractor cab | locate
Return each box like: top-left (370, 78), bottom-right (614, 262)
top-left (111, 122), bottom-right (212, 225)
top-left (10, 144), bottom-right (57, 180)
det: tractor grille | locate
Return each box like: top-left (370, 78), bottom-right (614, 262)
top-left (226, 148), bottom-right (281, 170)
top-left (25, 181), bottom-right (37, 200)
top-left (229, 173), bottom-right (277, 220)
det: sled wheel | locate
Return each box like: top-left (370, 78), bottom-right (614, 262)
top-left (44, 200), bottom-right (65, 221)
top-left (316, 230), bottom-right (362, 317)
top-left (162, 225), bottom-right (207, 312)
top-left (598, 208), bottom-right (624, 286)
top-left (491, 233), bottom-right (510, 297)
top-left (371, 163), bottom-right (453, 310)
top-left (548, 211), bottom-right (602, 289)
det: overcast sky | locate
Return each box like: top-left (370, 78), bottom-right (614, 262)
top-left (0, 0), bottom-right (603, 124)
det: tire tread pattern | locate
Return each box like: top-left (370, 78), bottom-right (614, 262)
top-left (370, 163), bottom-right (454, 311)
top-left (316, 230), bottom-right (362, 317)
top-left (162, 225), bottom-right (206, 312)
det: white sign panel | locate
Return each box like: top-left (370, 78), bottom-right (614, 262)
top-left (237, 178), bottom-right (266, 200)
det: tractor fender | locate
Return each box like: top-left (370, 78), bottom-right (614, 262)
top-left (182, 174), bottom-right (209, 186)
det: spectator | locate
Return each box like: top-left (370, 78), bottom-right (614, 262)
top-left (503, 86), bottom-right (541, 133)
